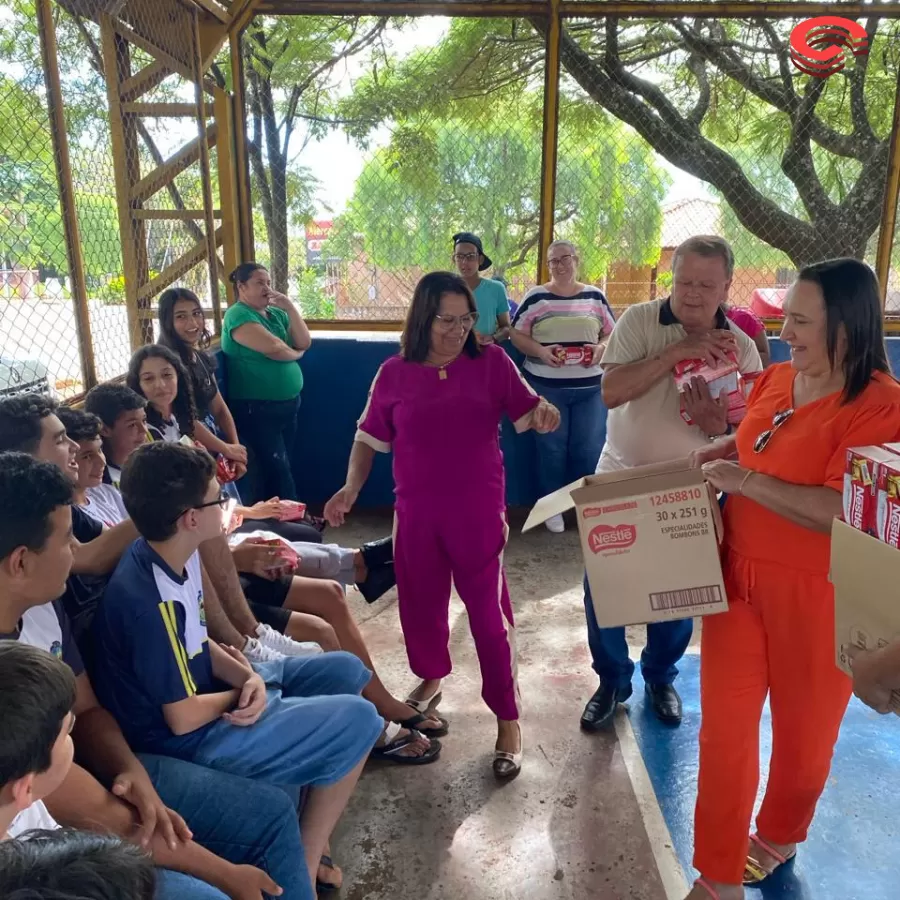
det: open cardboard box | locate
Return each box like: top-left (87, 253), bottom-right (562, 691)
top-left (524, 459), bottom-right (727, 628)
top-left (831, 519), bottom-right (900, 715)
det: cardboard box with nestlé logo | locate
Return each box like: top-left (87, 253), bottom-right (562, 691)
top-left (524, 460), bottom-right (728, 628)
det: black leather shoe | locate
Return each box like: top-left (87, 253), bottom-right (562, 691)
top-left (360, 536), bottom-right (393, 570)
top-left (580, 681), bottom-right (633, 732)
top-left (645, 682), bottom-right (683, 726)
top-left (358, 562), bottom-right (396, 604)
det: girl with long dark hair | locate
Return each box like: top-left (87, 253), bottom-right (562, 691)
top-left (157, 288), bottom-right (247, 475)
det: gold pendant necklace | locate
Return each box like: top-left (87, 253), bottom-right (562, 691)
top-left (439, 367), bottom-right (448, 381)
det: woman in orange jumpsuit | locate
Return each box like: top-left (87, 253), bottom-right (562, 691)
top-left (684, 258), bottom-right (900, 900)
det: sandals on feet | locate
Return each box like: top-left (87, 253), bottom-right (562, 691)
top-left (370, 722), bottom-right (442, 766)
top-left (743, 833), bottom-right (796, 885)
top-left (316, 854), bottom-right (340, 893)
top-left (405, 687), bottom-right (442, 715)
top-left (492, 722), bottom-right (523, 780)
top-left (396, 706), bottom-right (449, 738)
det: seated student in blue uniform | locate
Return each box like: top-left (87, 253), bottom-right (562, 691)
top-left (91, 441), bottom-right (384, 894)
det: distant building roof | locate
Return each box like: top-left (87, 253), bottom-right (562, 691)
top-left (660, 198), bottom-right (722, 249)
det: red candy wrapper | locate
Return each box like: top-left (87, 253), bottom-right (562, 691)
top-left (674, 353), bottom-right (747, 426)
top-left (553, 346), bottom-right (594, 366)
top-left (216, 455), bottom-right (238, 484)
top-left (278, 500), bottom-right (307, 522)
top-left (843, 446), bottom-right (900, 536)
top-left (261, 538), bottom-right (299, 570)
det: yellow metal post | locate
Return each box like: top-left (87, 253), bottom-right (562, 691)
top-left (230, 29), bottom-right (254, 265)
top-left (191, 6), bottom-right (223, 332)
top-left (37, 0), bottom-right (97, 390)
top-left (537, 0), bottom-right (561, 285)
top-left (100, 16), bottom-right (153, 349)
top-left (214, 86), bottom-right (241, 287)
top-left (875, 62), bottom-right (900, 308)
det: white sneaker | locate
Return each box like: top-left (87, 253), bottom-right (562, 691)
top-left (545, 514), bottom-right (565, 534)
top-left (256, 623), bottom-right (323, 657)
top-left (243, 636), bottom-right (284, 663)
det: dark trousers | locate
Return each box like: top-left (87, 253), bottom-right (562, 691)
top-left (583, 573), bottom-right (693, 690)
top-left (231, 396), bottom-right (301, 501)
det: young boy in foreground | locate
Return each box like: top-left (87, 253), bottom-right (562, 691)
top-left (92, 441), bottom-right (384, 891)
top-left (0, 640), bottom-right (156, 900)
top-left (0, 450), bottom-right (308, 899)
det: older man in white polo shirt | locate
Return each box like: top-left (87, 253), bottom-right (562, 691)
top-left (580, 235), bottom-right (762, 731)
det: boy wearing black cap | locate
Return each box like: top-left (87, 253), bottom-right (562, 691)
top-left (452, 232), bottom-right (510, 344)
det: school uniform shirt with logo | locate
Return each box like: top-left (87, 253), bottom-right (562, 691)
top-left (58, 507), bottom-right (106, 651)
top-left (1, 599), bottom-right (84, 838)
top-left (597, 297), bottom-right (762, 472)
top-left (82, 484), bottom-right (129, 528)
top-left (91, 540), bottom-right (217, 756)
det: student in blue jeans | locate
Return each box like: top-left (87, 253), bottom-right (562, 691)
top-left (92, 442), bottom-right (383, 895)
top-left (0, 452), bottom-right (310, 900)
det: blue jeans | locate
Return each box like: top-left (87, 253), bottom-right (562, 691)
top-left (141, 753), bottom-right (312, 900)
top-left (159, 653), bottom-right (382, 789)
top-left (527, 380), bottom-right (607, 496)
top-left (583, 574), bottom-right (693, 690)
top-left (231, 396), bottom-right (301, 501)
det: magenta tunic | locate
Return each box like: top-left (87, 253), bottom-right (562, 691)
top-left (356, 343), bottom-right (540, 508)
top-left (355, 344), bottom-right (540, 720)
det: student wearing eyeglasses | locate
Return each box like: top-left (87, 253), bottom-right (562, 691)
top-left (451, 232), bottom-right (511, 345)
top-left (325, 271), bottom-right (561, 780)
top-left (684, 258), bottom-right (900, 900)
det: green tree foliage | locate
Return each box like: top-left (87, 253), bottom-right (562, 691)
top-left (327, 99), bottom-right (667, 282)
top-left (239, 15), bottom-right (390, 292)
top-left (339, 15), bottom-right (900, 268)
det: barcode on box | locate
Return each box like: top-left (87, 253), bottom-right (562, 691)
top-left (649, 585), bottom-right (723, 612)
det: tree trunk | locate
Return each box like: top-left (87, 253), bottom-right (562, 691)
top-left (527, 17), bottom-right (888, 269)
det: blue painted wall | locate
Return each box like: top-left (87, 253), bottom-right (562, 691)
top-left (217, 335), bottom-right (900, 510)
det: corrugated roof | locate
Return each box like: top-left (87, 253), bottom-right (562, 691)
top-left (660, 198), bottom-right (722, 249)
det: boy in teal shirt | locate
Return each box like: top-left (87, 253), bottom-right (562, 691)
top-left (452, 232), bottom-right (511, 344)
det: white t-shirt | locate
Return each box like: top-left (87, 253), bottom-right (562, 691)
top-left (83, 484), bottom-right (128, 528)
top-left (598, 298), bottom-right (762, 472)
top-left (8, 800), bottom-right (60, 838)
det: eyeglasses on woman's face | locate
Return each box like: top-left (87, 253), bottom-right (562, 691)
top-left (548, 254), bottom-right (576, 268)
top-left (434, 312), bottom-right (478, 331)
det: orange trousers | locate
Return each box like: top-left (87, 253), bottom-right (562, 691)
top-left (693, 551), bottom-right (852, 884)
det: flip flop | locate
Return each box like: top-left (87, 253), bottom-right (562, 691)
top-left (743, 833), bottom-right (796, 885)
top-left (316, 854), bottom-right (340, 893)
top-left (370, 723), bottom-right (442, 766)
top-left (395, 707), bottom-right (449, 737)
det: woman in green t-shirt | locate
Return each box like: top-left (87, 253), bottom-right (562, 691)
top-left (221, 263), bottom-right (311, 500)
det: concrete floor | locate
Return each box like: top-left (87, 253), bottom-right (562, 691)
top-left (331, 509), bottom-right (683, 900)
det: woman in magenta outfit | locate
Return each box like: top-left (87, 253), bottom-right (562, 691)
top-left (325, 271), bottom-right (560, 779)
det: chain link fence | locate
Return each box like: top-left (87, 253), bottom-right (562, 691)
top-left (0, 0), bottom-right (224, 399)
top-left (3, 1), bottom-right (900, 385)
top-left (240, 9), bottom-right (900, 325)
